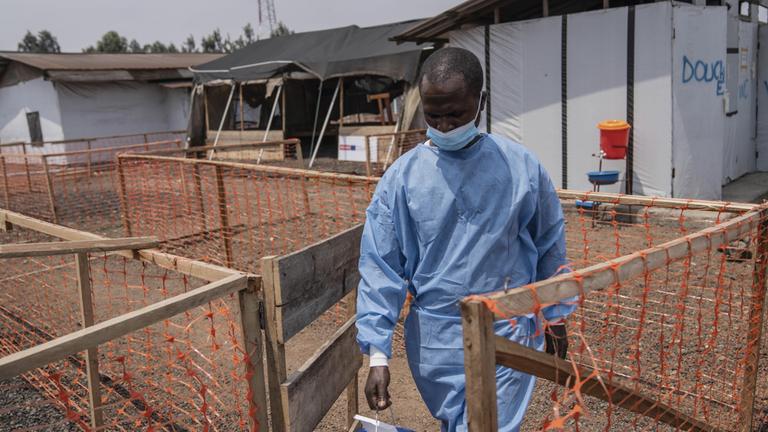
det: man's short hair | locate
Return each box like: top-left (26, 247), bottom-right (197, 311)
top-left (419, 47), bottom-right (484, 95)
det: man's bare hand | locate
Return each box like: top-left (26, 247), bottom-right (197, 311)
top-left (545, 323), bottom-right (568, 359)
top-left (365, 366), bottom-right (391, 411)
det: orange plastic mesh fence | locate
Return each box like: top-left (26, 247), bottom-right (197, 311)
top-left (465, 201), bottom-right (767, 432)
top-left (117, 154), bottom-right (377, 273)
top-left (0, 225), bottom-right (257, 431)
top-left (0, 140), bottom-right (184, 236)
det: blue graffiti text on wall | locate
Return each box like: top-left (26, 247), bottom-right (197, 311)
top-left (682, 55), bottom-right (725, 95)
top-left (739, 79), bottom-right (750, 100)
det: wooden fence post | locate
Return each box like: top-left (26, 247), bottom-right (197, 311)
top-left (261, 256), bottom-right (288, 431)
top-left (214, 165), bottom-right (233, 267)
top-left (75, 252), bottom-right (104, 430)
top-left (345, 289), bottom-right (359, 428)
top-left (21, 142), bottom-right (32, 192)
top-left (294, 141), bottom-right (305, 167)
top-left (0, 156), bottom-right (9, 208)
top-left (364, 136), bottom-right (372, 177)
top-left (86, 140), bottom-right (93, 177)
top-left (42, 156), bottom-right (58, 224)
top-left (739, 211), bottom-right (768, 432)
top-left (300, 174), bottom-right (312, 216)
top-left (115, 157), bottom-right (132, 236)
top-left (238, 276), bottom-right (269, 430)
top-left (192, 164), bottom-right (207, 231)
top-left (461, 300), bottom-right (498, 432)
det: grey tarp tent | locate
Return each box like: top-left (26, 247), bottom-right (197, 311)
top-left (191, 21), bottom-right (425, 83)
top-left (189, 21), bottom-right (430, 165)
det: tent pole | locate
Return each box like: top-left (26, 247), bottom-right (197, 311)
top-left (309, 79), bottom-right (341, 168)
top-left (309, 80), bottom-right (325, 160)
top-left (257, 84), bottom-right (283, 164)
top-left (239, 83), bottom-right (244, 138)
top-left (209, 82), bottom-right (236, 160)
top-left (184, 84), bottom-right (200, 150)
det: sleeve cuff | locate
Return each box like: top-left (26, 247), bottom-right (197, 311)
top-left (369, 346), bottom-right (389, 367)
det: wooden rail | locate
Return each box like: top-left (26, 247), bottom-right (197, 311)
top-left (483, 207), bottom-right (761, 318)
top-left (0, 237), bottom-right (158, 258)
top-left (0, 209), bottom-right (236, 282)
top-left (0, 274), bottom-right (247, 379)
top-left (118, 153), bottom-right (380, 184)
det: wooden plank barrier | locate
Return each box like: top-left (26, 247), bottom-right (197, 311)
top-left (262, 223), bottom-right (364, 432)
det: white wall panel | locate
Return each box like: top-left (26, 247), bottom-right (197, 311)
top-left (567, 7), bottom-right (628, 193)
top-left (757, 25), bottom-right (768, 171)
top-left (672, 5), bottom-right (727, 199)
top-left (56, 82), bottom-right (186, 142)
top-left (489, 22), bottom-right (523, 143)
top-left (519, 16), bottom-right (563, 188)
top-left (633, 2), bottom-right (673, 197)
top-left (0, 78), bottom-right (64, 145)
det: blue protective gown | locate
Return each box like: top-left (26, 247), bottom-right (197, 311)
top-left (356, 134), bottom-right (576, 432)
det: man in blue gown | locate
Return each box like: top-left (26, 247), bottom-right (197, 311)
top-left (355, 47), bottom-right (576, 431)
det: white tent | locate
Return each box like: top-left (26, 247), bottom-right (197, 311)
top-left (450, 2), bottom-right (761, 200)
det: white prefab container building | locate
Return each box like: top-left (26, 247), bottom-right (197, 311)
top-left (0, 53), bottom-right (221, 146)
top-left (396, 1), bottom-right (766, 200)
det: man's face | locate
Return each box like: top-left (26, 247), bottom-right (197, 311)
top-left (420, 75), bottom-right (482, 133)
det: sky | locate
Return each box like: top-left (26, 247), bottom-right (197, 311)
top-left (1, 0), bottom-right (463, 52)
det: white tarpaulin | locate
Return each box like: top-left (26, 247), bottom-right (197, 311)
top-left (672, 5), bottom-right (727, 200)
top-left (567, 7), bottom-right (628, 193)
top-left (56, 82), bottom-right (190, 141)
top-left (632, 2), bottom-right (673, 197)
top-left (723, 19), bottom-right (759, 183)
top-left (757, 25), bottom-right (768, 171)
top-left (519, 16), bottom-right (563, 188)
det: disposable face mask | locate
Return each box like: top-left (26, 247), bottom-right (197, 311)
top-left (426, 93), bottom-right (483, 151)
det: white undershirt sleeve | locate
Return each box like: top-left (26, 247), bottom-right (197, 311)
top-left (369, 346), bottom-right (389, 367)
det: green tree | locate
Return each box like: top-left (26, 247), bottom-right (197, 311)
top-left (201, 29), bottom-right (225, 53)
top-left (243, 23), bottom-right (255, 44)
top-left (84, 31), bottom-right (128, 53)
top-left (270, 21), bottom-right (292, 38)
top-left (128, 39), bottom-right (144, 53)
top-left (17, 30), bottom-right (61, 53)
top-left (181, 35), bottom-right (197, 53)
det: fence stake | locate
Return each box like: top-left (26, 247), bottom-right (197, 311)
top-left (42, 156), bottom-right (58, 224)
top-left (261, 256), bottom-right (288, 431)
top-left (364, 136), bottom-right (372, 177)
top-left (116, 157), bottom-right (132, 236)
top-left (739, 210), bottom-right (768, 432)
top-left (178, 162), bottom-right (192, 217)
top-left (214, 165), bottom-right (233, 267)
top-left (21, 142), bottom-right (32, 192)
top-left (75, 252), bottom-right (104, 430)
top-left (193, 164), bottom-right (207, 231)
top-left (345, 289), bottom-right (358, 428)
top-left (0, 156), bottom-right (9, 208)
top-left (237, 277), bottom-right (269, 430)
top-left (86, 140), bottom-right (93, 177)
top-left (461, 300), bottom-right (498, 432)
